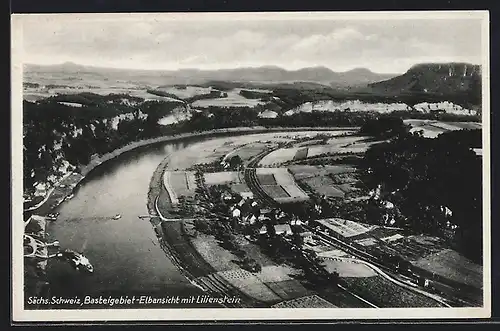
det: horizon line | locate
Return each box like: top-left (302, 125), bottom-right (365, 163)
top-left (23, 60), bottom-right (482, 76)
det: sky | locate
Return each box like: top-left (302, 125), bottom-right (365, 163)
top-left (18, 12), bottom-right (486, 74)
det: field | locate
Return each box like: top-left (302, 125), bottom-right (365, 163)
top-left (259, 148), bottom-right (302, 166)
top-left (204, 172), bottom-right (241, 186)
top-left (350, 226), bottom-right (404, 242)
top-left (288, 165), bottom-right (356, 181)
top-left (256, 174), bottom-right (277, 185)
top-left (191, 89), bottom-right (266, 108)
top-left (388, 235), bottom-right (448, 261)
top-left (404, 120), bottom-right (482, 138)
top-left (203, 171), bottom-right (252, 197)
top-left (156, 86), bottom-right (214, 99)
top-left (272, 295), bottom-right (337, 308)
top-left (316, 218), bottom-right (375, 238)
top-left (23, 83), bottom-right (183, 103)
top-left (414, 249), bottom-right (482, 289)
top-left (166, 132), bottom-right (338, 170)
top-left (191, 232), bottom-right (309, 304)
top-left (322, 258), bottom-right (377, 277)
top-left (259, 137), bottom-right (369, 166)
top-left (163, 171), bottom-right (197, 205)
top-left (293, 148), bottom-right (309, 160)
top-left (289, 165), bottom-right (359, 198)
top-left (262, 185), bottom-right (291, 199)
top-left (342, 276), bottom-right (443, 307)
top-left (224, 143), bottom-right (269, 164)
top-left (256, 168), bottom-right (309, 202)
top-left (303, 176), bottom-right (345, 197)
top-left (307, 136), bottom-right (373, 157)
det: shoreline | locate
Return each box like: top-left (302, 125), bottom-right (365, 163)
top-left (24, 126), bottom-right (358, 216)
top-left (146, 154), bottom-right (256, 307)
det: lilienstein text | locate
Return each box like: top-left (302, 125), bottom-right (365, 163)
top-left (27, 295), bottom-right (242, 307)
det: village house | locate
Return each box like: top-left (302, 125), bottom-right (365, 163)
top-left (33, 182), bottom-right (48, 197)
top-left (259, 224), bottom-right (292, 236)
top-left (299, 231), bottom-right (314, 244)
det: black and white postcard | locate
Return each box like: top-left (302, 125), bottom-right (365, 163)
top-left (11, 11), bottom-right (491, 321)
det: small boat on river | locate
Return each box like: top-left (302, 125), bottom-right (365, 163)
top-left (113, 214), bottom-right (122, 220)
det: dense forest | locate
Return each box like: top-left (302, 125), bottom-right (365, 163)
top-left (357, 118), bottom-right (482, 262)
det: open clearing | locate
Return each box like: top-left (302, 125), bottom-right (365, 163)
top-left (163, 171), bottom-right (197, 204)
top-left (156, 86), bottom-right (214, 99)
top-left (414, 249), bottom-right (482, 289)
top-left (404, 120), bottom-right (481, 138)
top-left (191, 89), bottom-right (266, 108)
top-left (342, 276), bottom-right (443, 307)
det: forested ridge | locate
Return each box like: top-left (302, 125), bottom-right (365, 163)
top-left (357, 118), bottom-right (482, 262)
top-left (23, 96), bottom-right (483, 261)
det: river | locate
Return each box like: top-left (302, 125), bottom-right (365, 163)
top-left (45, 140), bottom-right (205, 303)
top-left (43, 129), bottom-right (347, 306)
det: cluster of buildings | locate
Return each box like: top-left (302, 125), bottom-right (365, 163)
top-left (216, 190), bottom-right (313, 244)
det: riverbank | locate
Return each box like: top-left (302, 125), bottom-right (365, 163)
top-left (24, 126), bottom-right (359, 217)
top-left (146, 154), bottom-right (257, 308)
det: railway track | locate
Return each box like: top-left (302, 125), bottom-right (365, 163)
top-left (242, 143), bottom-right (454, 308)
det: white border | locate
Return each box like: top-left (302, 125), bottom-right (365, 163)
top-left (11, 11), bottom-right (491, 322)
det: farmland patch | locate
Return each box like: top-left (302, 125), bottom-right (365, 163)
top-left (414, 249), bottom-right (482, 289)
top-left (191, 89), bottom-right (266, 108)
top-left (342, 276), bottom-right (443, 307)
top-left (303, 176), bottom-right (345, 197)
top-left (259, 148), bottom-right (301, 166)
top-left (293, 148), bottom-right (309, 160)
top-left (224, 143), bottom-right (269, 164)
top-left (272, 295), bottom-right (337, 308)
top-left (156, 86), bottom-right (214, 99)
top-left (257, 174), bottom-right (277, 185)
top-left (204, 172), bottom-right (241, 186)
top-left (256, 168), bottom-right (309, 202)
top-left (262, 185), bottom-right (290, 199)
top-left (288, 165), bottom-right (356, 181)
top-left (163, 171), bottom-right (197, 205)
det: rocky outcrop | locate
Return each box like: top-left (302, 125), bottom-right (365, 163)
top-left (368, 63), bottom-right (482, 104)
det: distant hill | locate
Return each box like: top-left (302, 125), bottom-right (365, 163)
top-left (368, 63), bottom-right (482, 99)
top-left (24, 62), bottom-right (397, 87)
